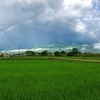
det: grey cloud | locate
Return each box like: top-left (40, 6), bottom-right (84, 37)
top-left (0, 0), bottom-right (91, 27)
top-left (20, 1), bottom-right (46, 13)
top-left (0, 0), bottom-right (99, 49)
top-left (0, 21), bottom-right (97, 49)
top-left (0, 0), bottom-right (64, 30)
top-left (47, 0), bottom-right (64, 10)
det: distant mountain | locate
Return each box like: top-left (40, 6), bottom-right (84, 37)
top-left (1, 42), bottom-right (100, 53)
top-left (34, 42), bottom-right (100, 53)
top-left (35, 42), bottom-right (69, 48)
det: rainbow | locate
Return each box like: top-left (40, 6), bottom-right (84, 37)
top-left (0, 20), bottom-right (34, 35)
top-left (89, 31), bottom-right (100, 42)
top-left (0, 20), bottom-right (100, 42)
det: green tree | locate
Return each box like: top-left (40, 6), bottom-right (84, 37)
top-left (67, 52), bottom-right (73, 56)
top-left (41, 50), bottom-right (48, 56)
top-left (25, 51), bottom-right (35, 56)
top-left (54, 51), bottom-right (61, 56)
top-left (67, 48), bottom-right (79, 56)
top-left (60, 50), bottom-right (66, 54)
top-left (72, 48), bottom-right (78, 53)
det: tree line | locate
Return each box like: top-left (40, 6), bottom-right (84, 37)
top-left (23, 48), bottom-right (100, 57)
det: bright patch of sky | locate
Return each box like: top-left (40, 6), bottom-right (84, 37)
top-left (93, 43), bottom-right (100, 49)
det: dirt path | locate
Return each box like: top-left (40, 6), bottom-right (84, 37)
top-left (47, 57), bottom-right (100, 63)
top-left (68, 59), bottom-right (100, 63)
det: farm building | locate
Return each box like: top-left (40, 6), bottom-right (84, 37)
top-left (0, 52), bottom-right (9, 57)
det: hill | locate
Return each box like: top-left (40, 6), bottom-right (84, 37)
top-left (1, 42), bottom-right (100, 53)
top-left (34, 42), bottom-right (97, 53)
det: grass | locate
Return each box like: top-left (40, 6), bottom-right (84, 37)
top-left (1, 55), bottom-right (100, 61)
top-left (0, 59), bottom-right (100, 100)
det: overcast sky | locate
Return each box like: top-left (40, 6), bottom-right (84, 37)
top-left (0, 0), bottom-right (100, 49)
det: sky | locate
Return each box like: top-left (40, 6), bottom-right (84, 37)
top-left (0, 0), bottom-right (100, 49)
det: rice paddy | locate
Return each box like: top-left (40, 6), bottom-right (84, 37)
top-left (0, 59), bottom-right (100, 100)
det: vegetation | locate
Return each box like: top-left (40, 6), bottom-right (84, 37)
top-left (54, 51), bottom-right (61, 56)
top-left (0, 60), bottom-right (100, 100)
top-left (25, 51), bottom-right (36, 56)
top-left (23, 48), bottom-right (100, 57)
top-left (1, 47), bottom-right (100, 58)
top-left (0, 45), bottom-right (100, 100)
top-left (67, 48), bottom-right (81, 56)
top-left (40, 50), bottom-right (48, 56)
top-left (54, 50), bottom-right (66, 56)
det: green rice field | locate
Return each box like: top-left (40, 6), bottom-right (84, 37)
top-left (0, 59), bottom-right (100, 100)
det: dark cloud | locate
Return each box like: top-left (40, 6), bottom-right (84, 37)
top-left (0, 21), bottom-right (98, 49)
top-left (0, 0), bottom-right (100, 50)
